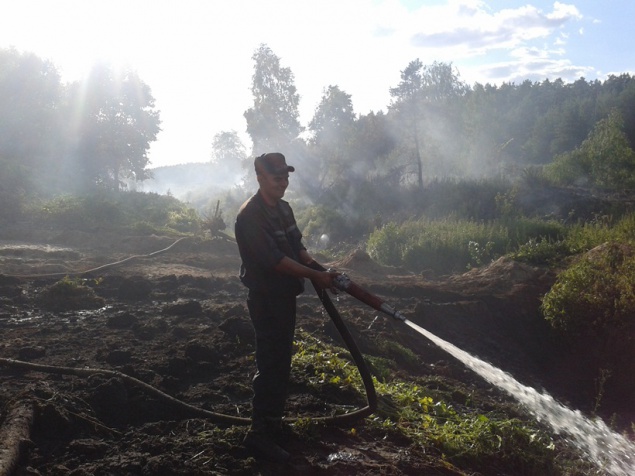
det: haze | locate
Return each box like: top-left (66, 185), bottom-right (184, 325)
top-left (2, 0), bottom-right (632, 168)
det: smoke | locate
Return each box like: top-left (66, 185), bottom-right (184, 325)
top-left (135, 162), bottom-right (244, 209)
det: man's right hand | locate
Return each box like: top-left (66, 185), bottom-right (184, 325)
top-left (312, 269), bottom-right (340, 292)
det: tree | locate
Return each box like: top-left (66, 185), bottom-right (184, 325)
top-left (68, 63), bottom-right (161, 192)
top-left (586, 109), bottom-right (635, 188)
top-left (0, 48), bottom-right (63, 213)
top-left (418, 61), bottom-right (468, 177)
top-left (309, 85), bottom-right (355, 145)
top-left (546, 109), bottom-right (635, 188)
top-left (307, 85), bottom-right (356, 190)
top-left (351, 112), bottom-right (395, 160)
top-left (210, 130), bottom-right (248, 180)
top-left (390, 60), bottom-right (468, 186)
top-left (390, 59), bottom-right (425, 188)
top-left (243, 44), bottom-right (302, 154)
top-left (0, 48), bottom-right (63, 171)
top-left (420, 61), bottom-right (468, 102)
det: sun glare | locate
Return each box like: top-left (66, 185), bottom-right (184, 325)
top-left (2, 1), bottom-right (147, 84)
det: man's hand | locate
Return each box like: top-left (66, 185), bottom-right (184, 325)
top-left (312, 269), bottom-right (340, 292)
top-left (274, 256), bottom-right (339, 293)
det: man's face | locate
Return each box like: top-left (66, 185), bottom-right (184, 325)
top-left (257, 171), bottom-right (289, 204)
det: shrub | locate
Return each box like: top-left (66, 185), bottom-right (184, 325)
top-left (512, 238), bottom-right (572, 265)
top-left (167, 208), bottom-right (201, 232)
top-left (508, 218), bottom-right (568, 264)
top-left (613, 212), bottom-right (635, 243)
top-left (295, 205), bottom-right (366, 246)
top-left (541, 242), bottom-right (635, 338)
top-left (39, 195), bottom-right (92, 228)
top-left (367, 214), bottom-right (575, 273)
top-left (37, 276), bottom-right (105, 311)
top-left (365, 222), bottom-right (404, 266)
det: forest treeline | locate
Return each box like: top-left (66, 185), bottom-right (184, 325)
top-left (2, 43), bottom-right (635, 226)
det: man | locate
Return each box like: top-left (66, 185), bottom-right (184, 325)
top-left (235, 152), bottom-right (338, 462)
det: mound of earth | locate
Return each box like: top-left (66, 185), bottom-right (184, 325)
top-left (0, 231), bottom-right (627, 474)
top-left (327, 248), bottom-right (412, 279)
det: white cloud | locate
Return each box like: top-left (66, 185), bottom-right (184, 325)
top-left (409, 1), bottom-right (582, 55)
top-left (550, 2), bottom-right (582, 21)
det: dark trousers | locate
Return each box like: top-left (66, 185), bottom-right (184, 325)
top-left (247, 291), bottom-right (297, 428)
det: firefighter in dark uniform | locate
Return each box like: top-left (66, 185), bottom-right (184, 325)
top-left (235, 152), bottom-right (338, 462)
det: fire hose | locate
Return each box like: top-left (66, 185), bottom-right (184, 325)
top-left (305, 263), bottom-right (378, 423)
top-left (331, 274), bottom-right (407, 322)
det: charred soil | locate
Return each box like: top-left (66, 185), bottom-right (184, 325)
top-left (0, 228), bottom-right (629, 475)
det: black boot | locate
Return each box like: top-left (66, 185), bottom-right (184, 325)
top-left (243, 420), bottom-right (290, 463)
top-left (267, 418), bottom-right (294, 445)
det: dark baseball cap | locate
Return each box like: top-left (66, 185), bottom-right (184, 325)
top-left (255, 153), bottom-right (295, 176)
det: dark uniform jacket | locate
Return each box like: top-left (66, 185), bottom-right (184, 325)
top-left (235, 191), bottom-right (306, 296)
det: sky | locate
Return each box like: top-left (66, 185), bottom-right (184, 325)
top-left (1, 0), bottom-right (633, 168)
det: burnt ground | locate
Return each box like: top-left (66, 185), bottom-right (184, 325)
top-left (0, 228), bottom-right (630, 475)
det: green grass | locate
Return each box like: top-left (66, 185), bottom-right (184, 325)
top-left (366, 211), bottom-right (635, 273)
top-left (513, 213), bottom-right (635, 265)
top-left (290, 331), bottom-right (587, 474)
top-left (366, 216), bottom-right (565, 274)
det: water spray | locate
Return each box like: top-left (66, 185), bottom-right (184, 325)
top-left (328, 270), bottom-right (635, 476)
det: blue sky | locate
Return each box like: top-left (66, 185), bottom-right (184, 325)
top-left (1, 0), bottom-right (633, 167)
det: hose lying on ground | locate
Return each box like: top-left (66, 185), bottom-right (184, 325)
top-left (0, 286), bottom-right (376, 425)
top-left (0, 255), bottom-right (377, 427)
top-left (0, 357), bottom-right (249, 425)
top-left (6, 237), bottom-right (189, 279)
top-left (0, 274), bottom-right (377, 425)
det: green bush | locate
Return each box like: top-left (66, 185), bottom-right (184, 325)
top-left (541, 242), bottom-right (635, 337)
top-left (37, 276), bottom-right (105, 311)
top-left (612, 212), bottom-right (635, 243)
top-left (131, 220), bottom-right (158, 234)
top-left (365, 222), bottom-right (404, 266)
top-left (366, 210), bottom-right (600, 273)
top-left (295, 205), bottom-right (365, 245)
top-left (508, 218), bottom-right (569, 264)
top-left (563, 214), bottom-right (620, 255)
top-left (505, 216), bottom-right (565, 243)
top-left (39, 195), bottom-right (93, 228)
top-left (167, 208), bottom-right (201, 232)
top-left (512, 238), bottom-right (572, 265)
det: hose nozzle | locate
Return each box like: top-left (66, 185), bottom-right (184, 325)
top-left (332, 273), bottom-right (407, 321)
